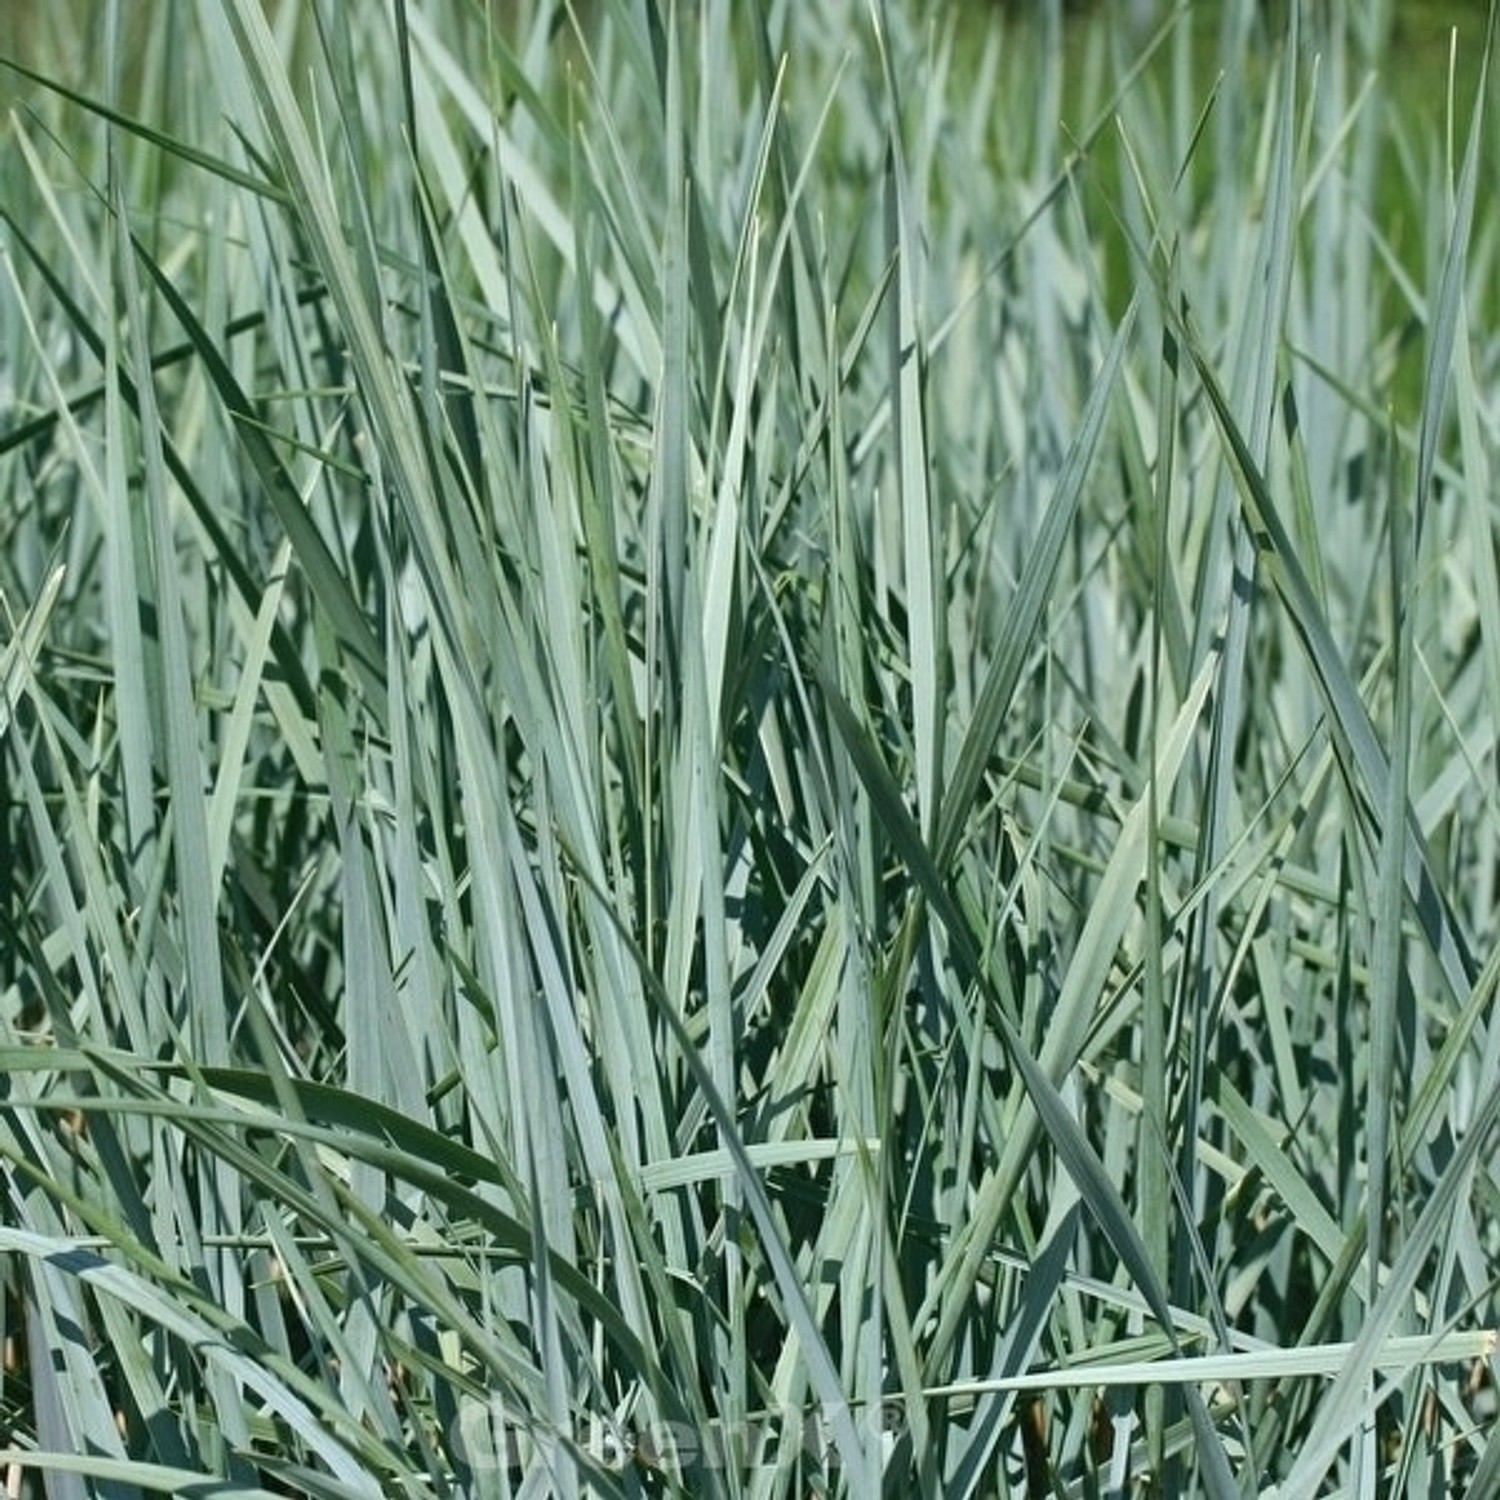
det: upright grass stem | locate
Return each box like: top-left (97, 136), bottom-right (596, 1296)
top-left (1, 2), bottom-right (1496, 1494)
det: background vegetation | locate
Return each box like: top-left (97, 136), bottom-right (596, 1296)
top-left (2, 1), bottom-right (1498, 1495)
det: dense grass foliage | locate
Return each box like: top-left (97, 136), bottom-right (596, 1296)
top-left (2, 1), bottom-right (1498, 1495)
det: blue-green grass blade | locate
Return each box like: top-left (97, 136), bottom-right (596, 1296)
top-left (1168, 301), bottom-right (1476, 1004)
top-left (935, 299), bottom-right (1138, 873)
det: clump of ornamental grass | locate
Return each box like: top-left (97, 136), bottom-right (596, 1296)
top-left (1, 1), bottom-right (1498, 1495)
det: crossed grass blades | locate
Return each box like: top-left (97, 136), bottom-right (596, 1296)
top-left (2, 0), bottom-right (1498, 1495)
